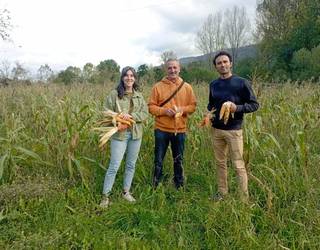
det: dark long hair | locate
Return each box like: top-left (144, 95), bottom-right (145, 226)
top-left (116, 66), bottom-right (139, 99)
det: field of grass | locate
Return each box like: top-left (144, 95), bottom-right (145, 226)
top-left (0, 82), bottom-right (319, 249)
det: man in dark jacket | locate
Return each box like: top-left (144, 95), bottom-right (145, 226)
top-left (207, 51), bottom-right (259, 201)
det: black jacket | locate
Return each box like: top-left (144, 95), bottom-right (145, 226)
top-left (207, 75), bottom-right (259, 130)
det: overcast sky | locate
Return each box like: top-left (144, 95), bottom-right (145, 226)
top-left (0, 0), bottom-right (257, 73)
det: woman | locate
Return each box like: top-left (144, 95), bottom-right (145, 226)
top-left (100, 66), bottom-right (148, 208)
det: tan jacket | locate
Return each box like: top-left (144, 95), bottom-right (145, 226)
top-left (148, 77), bottom-right (197, 133)
top-left (105, 89), bottom-right (148, 140)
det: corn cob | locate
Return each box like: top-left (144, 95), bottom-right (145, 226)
top-left (199, 108), bottom-right (216, 127)
top-left (219, 102), bottom-right (234, 125)
top-left (93, 109), bottom-right (136, 149)
top-left (98, 127), bottom-right (119, 149)
top-left (115, 116), bottom-right (131, 126)
top-left (173, 105), bottom-right (183, 118)
top-left (101, 110), bottom-right (136, 126)
top-left (95, 117), bottom-right (114, 126)
top-left (219, 102), bottom-right (227, 120)
top-left (223, 103), bottom-right (230, 125)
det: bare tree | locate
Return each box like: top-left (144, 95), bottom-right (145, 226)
top-left (0, 60), bottom-right (11, 78)
top-left (12, 62), bottom-right (29, 81)
top-left (224, 6), bottom-right (251, 67)
top-left (38, 64), bottom-right (54, 83)
top-left (0, 8), bottom-right (12, 41)
top-left (0, 60), bottom-right (12, 85)
top-left (160, 50), bottom-right (177, 65)
top-left (196, 12), bottom-right (225, 67)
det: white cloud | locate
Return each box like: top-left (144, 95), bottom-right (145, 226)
top-left (0, 0), bottom-right (257, 72)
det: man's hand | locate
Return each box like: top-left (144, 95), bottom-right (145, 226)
top-left (229, 102), bottom-right (237, 113)
top-left (173, 105), bottom-right (183, 118)
top-left (198, 115), bottom-right (210, 127)
top-left (220, 102), bottom-right (235, 125)
top-left (164, 108), bottom-right (176, 117)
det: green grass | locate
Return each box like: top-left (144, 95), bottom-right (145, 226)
top-left (0, 82), bottom-right (319, 249)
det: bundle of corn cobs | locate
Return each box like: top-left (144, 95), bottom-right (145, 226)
top-left (219, 101), bottom-right (234, 125)
top-left (93, 110), bottom-right (135, 149)
top-left (199, 101), bottom-right (235, 127)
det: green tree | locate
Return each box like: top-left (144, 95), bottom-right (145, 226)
top-left (137, 64), bottom-right (149, 78)
top-left (310, 45), bottom-right (320, 78)
top-left (153, 67), bottom-right (165, 82)
top-left (56, 66), bottom-right (81, 85)
top-left (82, 62), bottom-right (96, 83)
top-left (234, 57), bottom-right (258, 79)
top-left (138, 64), bottom-right (158, 86)
top-left (96, 59), bottom-right (120, 84)
top-left (291, 48), bottom-right (312, 80)
top-left (289, 0), bottom-right (320, 51)
top-left (256, 0), bottom-right (320, 79)
top-left (291, 45), bottom-right (320, 80)
top-left (180, 62), bottom-right (218, 84)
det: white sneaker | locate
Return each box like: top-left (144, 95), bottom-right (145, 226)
top-left (99, 195), bottom-right (110, 208)
top-left (122, 192), bottom-right (136, 202)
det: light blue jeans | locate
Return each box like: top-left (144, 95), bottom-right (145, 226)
top-left (103, 131), bottom-right (142, 195)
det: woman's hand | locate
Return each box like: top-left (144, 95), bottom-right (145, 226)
top-left (117, 123), bottom-right (129, 132)
top-left (119, 113), bottom-right (133, 120)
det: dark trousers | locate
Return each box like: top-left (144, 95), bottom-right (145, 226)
top-left (153, 129), bottom-right (186, 188)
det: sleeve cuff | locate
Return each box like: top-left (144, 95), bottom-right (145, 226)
top-left (236, 105), bottom-right (243, 112)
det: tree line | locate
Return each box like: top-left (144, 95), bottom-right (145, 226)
top-left (0, 54), bottom-right (219, 86)
top-left (195, 0), bottom-right (320, 82)
top-left (255, 0), bottom-right (320, 81)
top-left (1, 0), bottom-right (319, 85)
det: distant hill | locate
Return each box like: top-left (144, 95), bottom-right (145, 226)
top-left (179, 44), bottom-right (257, 65)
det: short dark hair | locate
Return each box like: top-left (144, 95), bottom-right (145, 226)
top-left (116, 66), bottom-right (139, 99)
top-left (213, 51), bottom-right (232, 66)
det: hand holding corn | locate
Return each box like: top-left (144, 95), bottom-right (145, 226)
top-left (199, 108), bottom-right (216, 127)
top-left (173, 105), bottom-right (183, 118)
top-left (93, 110), bottom-right (136, 149)
top-left (219, 101), bottom-right (236, 125)
top-left (117, 123), bottom-right (129, 132)
top-left (118, 113), bottom-right (133, 121)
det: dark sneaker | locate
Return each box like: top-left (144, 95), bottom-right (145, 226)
top-left (175, 182), bottom-right (184, 190)
top-left (212, 192), bottom-right (225, 201)
top-left (152, 177), bottom-right (160, 189)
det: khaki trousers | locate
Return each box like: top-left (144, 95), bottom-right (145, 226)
top-left (211, 128), bottom-right (248, 197)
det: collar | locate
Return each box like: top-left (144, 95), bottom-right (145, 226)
top-left (161, 77), bottom-right (183, 85)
